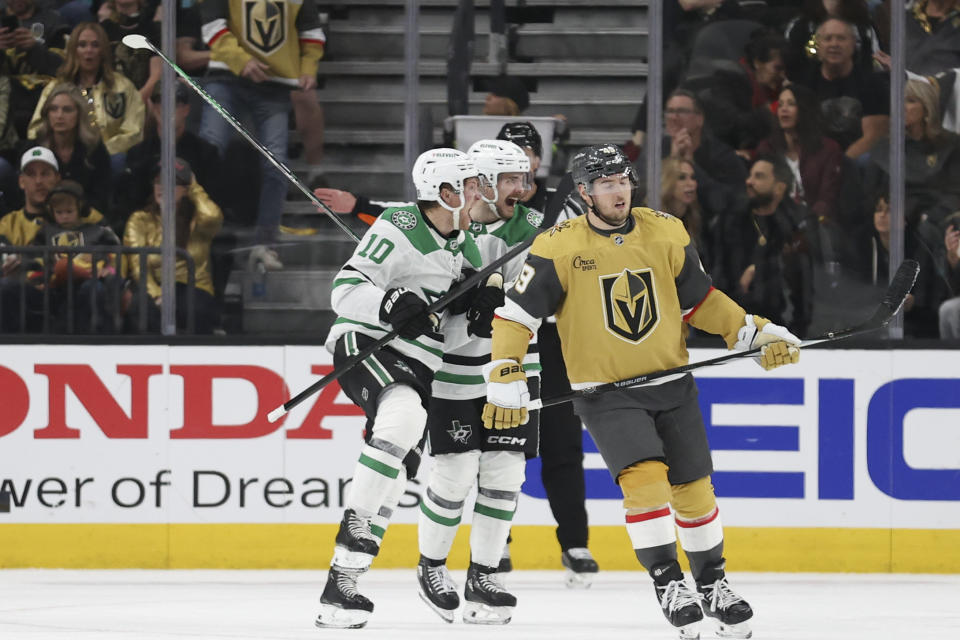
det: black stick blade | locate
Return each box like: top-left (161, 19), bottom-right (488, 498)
top-left (867, 259), bottom-right (920, 329)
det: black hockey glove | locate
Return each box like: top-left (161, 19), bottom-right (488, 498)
top-left (380, 287), bottom-right (437, 339)
top-left (466, 284), bottom-right (505, 338)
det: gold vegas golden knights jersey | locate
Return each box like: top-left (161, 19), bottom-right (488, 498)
top-left (495, 207), bottom-right (747, 388)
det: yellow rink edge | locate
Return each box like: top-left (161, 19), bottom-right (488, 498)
top-left (1, 524), bottom-right (958, 572)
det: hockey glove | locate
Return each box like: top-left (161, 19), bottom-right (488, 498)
top-left (481, 358), bottom-right (529, 430)
top-left (734, 315), bottom-right (801, 370)
top-left (466, 280), bottom-right (505, 338)
top-left (379, 287), bottom-right (438, 339)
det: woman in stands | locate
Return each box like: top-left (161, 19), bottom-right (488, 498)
top-left (123, 158), bottom-right (222, 334)
top-left (755, 83), bottom-right (843, 224)
top-left (30, 84), bottom-right (111, 216)
top-left (660, 156), bottom-right (706, 252)
top-left (27, 22), bottom-right (144, 161)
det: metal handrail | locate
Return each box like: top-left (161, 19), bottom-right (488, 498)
top-left (0, 245), bottom-right (196, 335)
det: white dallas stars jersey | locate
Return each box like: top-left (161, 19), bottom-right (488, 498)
top-left (325, 206), bottom-right (483, 372)
top-left (432, 205), bottom-right (543, 400)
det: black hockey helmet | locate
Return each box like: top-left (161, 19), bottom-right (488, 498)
top-left (570, 144), bottom-right (638, 193)
top-left (496, 121), bottom-right (543, 159)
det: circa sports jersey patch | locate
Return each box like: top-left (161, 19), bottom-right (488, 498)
top-left (391, 209), bottom-right (418, 230)
top-left (526, 210), bottom-right (544, 228)
top-left (447, 419), bottom-right (472, 444)
top-left (599, 268), bottom-right (660, 343)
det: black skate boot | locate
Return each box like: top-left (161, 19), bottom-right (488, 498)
top-left (334, 508), bottom-right (380, 557)
top-left (651, 559), bottom-right (704, 640)
top-left (416, 555), bottom-right (460, 623)
top-left (463, 562), bottom-right (516, 625)
top-left (315, 566), bottom-right (374, 629)
top-left (696, 559), bottom-right (753, 639)
top-left (561, 547), bottom-right (599, 589)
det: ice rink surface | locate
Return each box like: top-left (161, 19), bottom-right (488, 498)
top-left (1, 569), bottom-right (957, 640)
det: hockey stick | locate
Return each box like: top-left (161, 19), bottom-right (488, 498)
top-left (121, 34), bottom-right (361, 243)
top-left (529, 259), bottom-right (920, 411)
top-left (267, 234), bottom-right (536, 422)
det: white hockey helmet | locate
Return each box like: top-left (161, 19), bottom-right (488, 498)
top-left (467, 139), bottom-right (531, 187)
top-left (412, 148), bottom-right (478, 203)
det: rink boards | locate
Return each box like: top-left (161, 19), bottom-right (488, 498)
top-left (0, 344), bottom-right (958, 572)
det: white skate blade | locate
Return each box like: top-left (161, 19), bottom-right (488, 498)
top-left (564, 569), bottom-right (595, 589)
top-left (677, 620), bottom-right (701, 640)
top-left (314, 603), bottom-right (371, 629)
top-left (462, 601), bottom-right (513, 625)
top-left (417, 590), bottom-right (456, 623)
top-left (714, 619), bottom-right (752, 639)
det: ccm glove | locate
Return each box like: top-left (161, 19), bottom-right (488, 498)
top-left (379, 287), bottom-right (437, 339)
top-left (481, 358), bottom-right (529, 430)
top-left (466, 282), bottom-right (505, 338)
top-left (734, 314), bottom-right (801, 370)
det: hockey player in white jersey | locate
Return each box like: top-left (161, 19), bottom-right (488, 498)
top-left (415, 140), bottom-right (543, 625)
top-left (315, 149), bottom-right (483, 630)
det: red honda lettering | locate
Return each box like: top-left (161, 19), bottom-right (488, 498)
top-left (0, 366), bottom-right (30, 438)
top-left (34, 364), bottom-right (163, 439)
top-left (170, 365), bottom-right (287, 438)
top-left (286, 365), bottom-right (365, 439)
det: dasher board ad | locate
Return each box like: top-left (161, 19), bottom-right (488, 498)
top-left (0, 345), bottom-right (958, 530)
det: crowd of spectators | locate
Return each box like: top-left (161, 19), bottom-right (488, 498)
top-left (0, 0), bottom-right (327, 334)
top-left (2, 0), bottom-right (960, 340)
top-left (634, 0), bottom-right (960, 340)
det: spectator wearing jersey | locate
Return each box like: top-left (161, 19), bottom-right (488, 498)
top-left (99, 0), bottom-right (163, 105)
top-left (123, 158), bottom-right (222, 334)
top-left (1, 146), bottom-right (101, 330)
top-left (903, 0), bottom-right (960, 76)
top-left (863, 78), bottom-right (960, 226)
top-left (27, 179), bottom-right (121, 332)
top-left (29, 82), bottom-right (111, 216)
top-left (27, 21), bottom-right (145, 158)
top-left (198, 0), bottom-right (324, 269)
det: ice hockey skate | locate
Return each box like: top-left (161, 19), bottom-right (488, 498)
top-left (334, 508), bottom-right (380, 557)
top-left (561, 547), bottom-right (599, 589)
top-left (315, 566), bottom-right (374, 629)
top-left (651, 560), bottom-right (704, 640)
top-left (417, 556), bottom-right (460, 623)
top-left (463, 562), bottom-right (517, 624)
top-left (696, 560), bottom-right (753, 639)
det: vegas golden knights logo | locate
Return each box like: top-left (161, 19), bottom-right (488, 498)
top-left (600, 268), bottom-right (659, 342)
top-left (104, 92), bottom-right (126, 119)
top-left (245, 0), bottom-right (287, 54)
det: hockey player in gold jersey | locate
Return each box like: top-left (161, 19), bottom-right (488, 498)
top-left (482, 144), bottom-right (801, 640)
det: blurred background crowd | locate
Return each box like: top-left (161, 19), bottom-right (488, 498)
top-left (0, 0), bottom-right (957, 342)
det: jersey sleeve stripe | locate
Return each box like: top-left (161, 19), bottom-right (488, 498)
top-left (682, 286), bottom-right (714, 322)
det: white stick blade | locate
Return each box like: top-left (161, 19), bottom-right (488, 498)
top-left (267, 406), bottom-right (286, 423)
top-left (121, 34), bottom-right (153, 50)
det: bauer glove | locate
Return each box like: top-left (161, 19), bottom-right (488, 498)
top-left (734, 314), bottom-right (801, 370)
top-left (379, 287), bottom-right (438, 339)
top-left (482, 358), bottom-right (529, 429)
